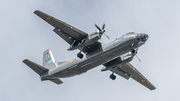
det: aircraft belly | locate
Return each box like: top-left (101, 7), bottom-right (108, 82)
top-left (76, 44), bottom-right (131, 74)
top-left (51, 69), bottom-right (77, 78)
top-left (51, 59), bottom-right (106, 77)
top-left (77, 58), bottom-right (106, 73)
top-left (49, 42), bottom-right (132, 78)
top-left (103, 45), bottom-right (131, 61)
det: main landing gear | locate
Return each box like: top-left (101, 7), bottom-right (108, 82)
top-left (110, 67), bottom-right (117, 80)
top-left (77, 52), bottom-right (83, 59)
top-left (110, 73), bottom-right (116, 80)
top-left (77, 46), bottom-right (84, 59)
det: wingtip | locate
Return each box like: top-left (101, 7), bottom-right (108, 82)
top-left (23, 59), bottom-right (27, 62)
top-left (150, 86), bottom-right (156, 90)
top-left (34, 10), bottom-right (39, 13)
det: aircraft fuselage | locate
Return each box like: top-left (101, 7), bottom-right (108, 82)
top-left (46, 32), bottom-right (148, 79)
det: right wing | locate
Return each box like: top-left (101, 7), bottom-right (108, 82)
top-left (113, 63), bottom-right (156, 90)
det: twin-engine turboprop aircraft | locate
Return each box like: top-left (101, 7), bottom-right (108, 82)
top-left (23, 10), bottom-right (156, 90)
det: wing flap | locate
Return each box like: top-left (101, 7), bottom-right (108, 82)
top-left (111, 67), bottom-right (131, 80)
top-left (120, 63), bottom-right (156, 90)
top-left (23, 59), bottom-right (48, 75)
top-left (53, 27), bottom-right (74, 44)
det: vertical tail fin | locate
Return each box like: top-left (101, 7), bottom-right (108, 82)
top-left (43, 49), bottom-right (57, 69)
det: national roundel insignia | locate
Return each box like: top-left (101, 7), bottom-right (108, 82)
top-left (141, 79), bottom-right (146, 83)
top-left (69, 59), bottom-right (73, 63)
top-left (46, 17), bottom-right (51, 20)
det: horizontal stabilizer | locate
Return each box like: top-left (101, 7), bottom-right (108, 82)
top-left (23, 59), bottom-right (48, 75)
top-left (23, 59), bottom-right (63, 85)
top-left (50, 79), bottom-right (63, 84)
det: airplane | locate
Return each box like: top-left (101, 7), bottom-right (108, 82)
top-left (23, 10), bottom-right (156, 90)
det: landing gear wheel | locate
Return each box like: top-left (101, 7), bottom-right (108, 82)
top-left (110, 74), bottom-right (116, 80)
top-left (77, 52), bottom-right (83, 59)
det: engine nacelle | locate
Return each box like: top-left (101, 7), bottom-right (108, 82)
top-left (101, 52), bottom-right (133, 71)
top-left (68, 32), bottom-right (101, 51)
top-left (86, 32), bottom-right (100, 44)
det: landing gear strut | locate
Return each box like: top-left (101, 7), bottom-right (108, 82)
top-left (77, 52), bottom-right (83, 59)
top-left (110, 73), bottom-right (116, 80)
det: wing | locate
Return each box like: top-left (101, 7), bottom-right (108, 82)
top-left (34, 10), bottom-right (87, 45)
top-left (113, 63), bottom-right (156, 90)
top-left (34, 10), bottom-right (101, 53)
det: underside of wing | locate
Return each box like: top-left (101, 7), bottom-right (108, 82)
top-left (34, 10), bottom-right (87, 45)
top-left (114, 63), bottom-right (156, 90)
top-left (111, 67), bottom-right (131, 80)
top-left (34, 10), bottom-right (102, 54)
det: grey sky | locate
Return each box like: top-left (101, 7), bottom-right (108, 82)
top-left (1, 0), bottom-right (180, 101)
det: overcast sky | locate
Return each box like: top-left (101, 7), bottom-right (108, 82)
top-left (1, 0), bottom-right (180, 101)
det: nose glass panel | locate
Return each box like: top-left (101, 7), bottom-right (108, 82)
top-left (136, 34), bottom-right (148, 41)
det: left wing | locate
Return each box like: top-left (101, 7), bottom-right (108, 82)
top-left (34, 10), bottom-right (101, 53)
top-left (113, 63), bottom-right (156, 90)
top-left (34, 10), bottom-right (87, 45)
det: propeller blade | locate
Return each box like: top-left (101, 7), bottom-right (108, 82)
top-left (95, 24), bottom-right (101, 31)
top-left (102, 23), bottom-right (105, 30)
top-left (135, 55), bottom-right (141, 63)
top-left (104, 33), bottom-right (110, 40)
top-left (95, 23), bottom-right (109, 40)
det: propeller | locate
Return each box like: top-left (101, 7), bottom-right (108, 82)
top-left (95, 24), bottom-right (110, 40)
top-left (131, 48), bottom-right (142, 63)
top-left (104, 34), bottom-right (110, 40)
top-left (135, 54), bottom-right (141, 63)
top-left (134, 48), bottom-right (142, 63)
